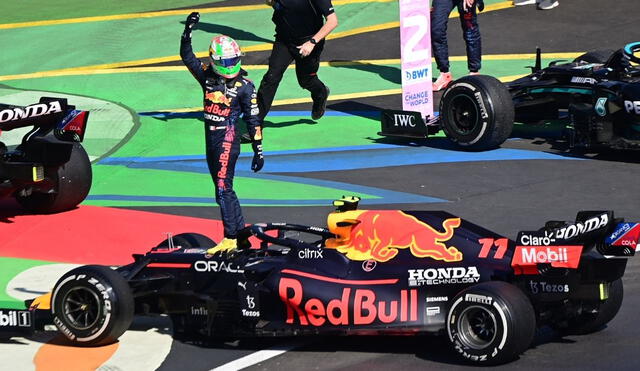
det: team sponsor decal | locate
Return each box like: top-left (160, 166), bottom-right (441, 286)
top-left (518, 213), bottom-right (609, 245)
top-left (393, 113), bottom-right (418, 127)
top-left (426, 306), bottom-right (440, 316)
top-left (298, 248), bottom-right (324, 259)
top-left (408, 267), bottom-right (480, 286)
top-left (0, 101), bottom-right (63, 123)
top-left (0, 310), bottom-right (32, 328)
top-left (528, 280), bottom-right (569, 294)
top-left (625, 100), bottom-right (640, 115)
top-left (606, 222), bottom-right (640, 251)
top-left (204, 113), bottom-right (226, 122)
top-left (511, 245), bottom-right (583, 274)
top-left (403, 66), bottom-right (430, 85)
top-left (464, 293), bottom-right (492, 305)
top-left (570, 76), bottom-right (597, 84)
top-left (595, 97), bottom-right (608, 116)
top-left (326, 210), bottom-right (462, 263)
top-left (361, 260), bottom-right (377, 272)
top-left (193, 260), bottom-right (244, 273)
top-left (242, 295), bottom-right (260, 317)
top-left (206, 91), bottom-right (232, 106)
top-left (216, 126), bottom-right (236, 190)
top-left (279, 277), bottom-right (418, 326)
top-left (190, 306), bottom-right (208, 316)
top-left (426, 296), bottom-right (448, 303)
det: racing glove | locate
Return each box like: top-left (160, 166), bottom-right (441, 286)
top-left (251, 140), bottom-right (264, 172)
top-left (183, 12), bottom-right (200, 39)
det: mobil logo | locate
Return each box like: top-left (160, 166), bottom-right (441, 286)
top-left (326, 210), bottom-right (462, 263)
top-left (511, 245), bottom-right (583, 275)
top-left (278, 270), bottom-right (418, 326)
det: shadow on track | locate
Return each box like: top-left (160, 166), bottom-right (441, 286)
top-left (181, 21), bottom-right (273, 45)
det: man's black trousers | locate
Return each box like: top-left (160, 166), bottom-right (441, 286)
top-left (257, 39), bottom-right (326, 120)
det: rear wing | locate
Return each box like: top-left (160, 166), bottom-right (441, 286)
top-left (0, 97), bottom-right (89, 142)
top-left (512, 211), bottom-right (639, 274)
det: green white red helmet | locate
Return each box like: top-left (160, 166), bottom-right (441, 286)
top-left (209, 35), bottom-right (242, 78)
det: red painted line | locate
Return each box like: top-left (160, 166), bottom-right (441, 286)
top-left (147, 263), bottom-right (191, 268)
top-left (281, 269), bottom-right (398, 285)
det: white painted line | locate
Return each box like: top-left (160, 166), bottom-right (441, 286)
top-left (212, 342), bottom-right (301, 371)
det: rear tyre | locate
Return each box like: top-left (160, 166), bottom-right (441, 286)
top-left (51, 265), bottom-right (133, 346)
top-left (447, 281), bottom-right (535, 365)
top-left (439, 75), bottom-right (514, 150)
top-left (573, 50), bottom-right (615, 64)
top-left (16, 143), bottom-right (92, 213)
top-left (563, 279), bottom-right (623, 335)
top-left (156, 232), bottom-right (216, 249)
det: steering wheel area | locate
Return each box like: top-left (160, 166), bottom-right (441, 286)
top-left (623, 42), bottom-right (640, 65)
top-left (249, 223), bottom-right (335, 251)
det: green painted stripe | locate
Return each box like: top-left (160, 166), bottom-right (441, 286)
top-left (0, 257), bottom-right (54, 309)
top-left (530, 87), bottom-right (593, 95)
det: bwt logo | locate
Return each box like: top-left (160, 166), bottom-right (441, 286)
top-left (624, 100), bottom-right (640, 114)
top-left (405, 68), bottom-right (429, 82)
top-left (393, 114), bottom-right (416, 127)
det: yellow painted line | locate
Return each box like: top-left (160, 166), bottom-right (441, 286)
top-left (0, 0), bottom-right (395, 30)
top-left (0, 53), bottom-right (583, 82)
top-left (498, 74), bottom-right (527, 82)
top-left (160, 88), bottom-right (403, 113)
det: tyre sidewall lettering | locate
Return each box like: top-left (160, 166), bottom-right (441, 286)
top-left (441, 82), bottom-right (492, 145)
top-left (447, 293), bottom-right (506, 362)
top-left (52, 273), bottom-right (115, 342)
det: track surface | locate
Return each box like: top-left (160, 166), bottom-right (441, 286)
top-left (1, 0), bottom-right (640, 370)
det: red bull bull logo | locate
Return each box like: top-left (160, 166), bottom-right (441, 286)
top-left (326, 210), bottom-right (462, 262)
top-left (205, 91), bottom-right (232, 106)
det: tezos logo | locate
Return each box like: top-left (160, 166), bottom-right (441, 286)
top-left (529, 281), bottom-right (569, 294)
top-left (408, 267), bottom-right (480, 286)
top-left (624, 100), bottom-right (640, 115)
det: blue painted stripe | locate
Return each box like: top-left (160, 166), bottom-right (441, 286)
top-left (100, 144), bottom-right (580, 173)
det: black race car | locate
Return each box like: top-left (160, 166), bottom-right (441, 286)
top-left (381, 42), bottom-right (640, 151)
top-left (2, 197), bottom-right (638, 365)
top-left (0, 97), bottom-right (91, 213)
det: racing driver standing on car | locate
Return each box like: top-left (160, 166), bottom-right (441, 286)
top-left (180, 12), bottom-right (264, 254)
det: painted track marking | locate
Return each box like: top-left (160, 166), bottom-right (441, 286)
top-left (212, 342), bottom-right (302, 371)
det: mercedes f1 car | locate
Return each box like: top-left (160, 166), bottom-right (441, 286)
top-left (381, 42), bottom-right (640, 151)
top-left (1, 197), bottom-right (638, 365)
top-left (0, 97), bottom-right (91, 213)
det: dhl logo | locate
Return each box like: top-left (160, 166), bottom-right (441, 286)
top-left (326, 210), bottom-right (462, 262)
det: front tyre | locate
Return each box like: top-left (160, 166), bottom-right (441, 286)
top-left (439, 75), bottom-right (514, 150)
top-left (51, 265), bottom-right (134, 346)
top-left (447, 281), bottom-right (535, 365)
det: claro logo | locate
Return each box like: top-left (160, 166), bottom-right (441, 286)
top-left (0, 101), bottom-right (63, 123)
top-left (279, 277), bottom-right (418, 326)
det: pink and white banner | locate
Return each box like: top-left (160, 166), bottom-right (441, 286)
top-left (399, 0), bottom-right (433, 119)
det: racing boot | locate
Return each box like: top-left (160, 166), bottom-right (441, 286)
top-left (432, 72), bottom-right (453, 91)
top-left (311, 85), bottom-right (330, 120)
top-left (206, 238), bottom-right (238, 255)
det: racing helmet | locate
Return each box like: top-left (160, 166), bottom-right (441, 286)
top-left (209, 35), bottom-right (242, 79)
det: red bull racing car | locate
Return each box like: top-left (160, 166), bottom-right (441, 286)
top-left (1, 197), bottom-right (639, 365)
top-left (382, 42), bottom-right (640, 151)
top-left (0, 97), bottom-right (91, 213)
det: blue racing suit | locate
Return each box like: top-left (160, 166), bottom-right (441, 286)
top-left (431, 0), bottom-right (482, 73)
top-left (180, 33), bottom-right (262, 239)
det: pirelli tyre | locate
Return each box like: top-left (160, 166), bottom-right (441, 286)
top-left (51, 265), bottom-right (133, 346)
top-left (563, 279), bottom-right (624, 335)
top-left (16, 143), bottom-right (92, 213)
top-left (439, 75), bottom-right (514, 150)
top-left (156, 232), bottom-right (215, 249)
top-left (447, 281), bottom-right (535, 365)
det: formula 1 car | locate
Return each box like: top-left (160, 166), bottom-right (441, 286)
top-left (0, 97), bottom-right (91, 213)
top-left (2, 197), bottom-right (639, 365)
top-left (381, 42), bottom-right (640, 151)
